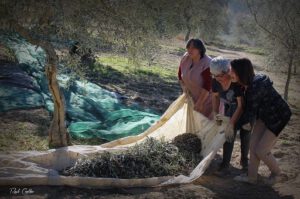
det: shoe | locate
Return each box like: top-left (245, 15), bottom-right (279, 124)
top-left (241, 165), bottom-right (248, 172)
top-left (234, 174), bottom-right (257, 184)
top-left (263, 173), bottom-right (280, 185)
top-left (240, 159), bottom-right (248, 172)
top-left (215, 163), bottom-right (231, 176)
top-left (218, 162), bottom-right (230, 171)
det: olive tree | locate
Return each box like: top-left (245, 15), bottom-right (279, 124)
top-left (246, 0), bottom-right (300, 100)
top-left (0, 0), bottom-right (230, 148)
top-left (173, 0), bottom-right (227, 41)
top-left (0, 0), bottom-right (164, 148)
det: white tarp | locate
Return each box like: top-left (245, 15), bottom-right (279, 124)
top-left (0, 93), bottom-right (228, 188)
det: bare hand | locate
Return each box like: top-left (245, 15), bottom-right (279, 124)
top-left (213, 112), bottom-right (223, 125)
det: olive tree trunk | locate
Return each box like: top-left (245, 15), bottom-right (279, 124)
top-left (284, 51), bottom-right (294, 101)
top-left (185, 26), bottom-right (191, 42)
top-left (11, 23), bottom-right (71, 148)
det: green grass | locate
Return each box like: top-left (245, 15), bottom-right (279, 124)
top-left (95, 55), bottom-right (177, 82)
top-left (244, 47), bottom-right (265, 55)
top-left (207, 41), bottom-right (266, 56)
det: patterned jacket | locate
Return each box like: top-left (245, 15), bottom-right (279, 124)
top-left (244, 74), bottom-right (292, 136)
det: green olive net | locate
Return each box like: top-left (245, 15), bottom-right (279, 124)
top-left (0, 33), bottom-right (160, 141)
top-left (61, 133), bottom-right (202, 178)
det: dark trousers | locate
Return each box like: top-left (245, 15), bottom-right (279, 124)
top-left (221, 128), bottom-right (251, 168)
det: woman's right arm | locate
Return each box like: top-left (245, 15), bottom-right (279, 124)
top-left (212, 92), bottom-right (220, 115)
top-left (178, 57), bottom-right (188, 93)
top-left (211, 79), bottom-right (220, 117)
top-left (178, 67), bottom-right (186, 93)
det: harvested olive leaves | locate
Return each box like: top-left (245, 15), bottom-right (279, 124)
top-left (61, 134), bottom-right (202, 178)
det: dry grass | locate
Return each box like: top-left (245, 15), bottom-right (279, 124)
top-left (0, 108), bottom-right (49, 151)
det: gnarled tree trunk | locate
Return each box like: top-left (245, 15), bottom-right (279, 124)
top-left (284, 51), bottom-right (294, 101)
top-left (10, 23), bottom-right (71, 148)
top-left (183, 7), bottom-right (192, 42)
top-left (185, 26), bottom-right (191, 42)
top-left (46, 62), bottom-right (71, 148)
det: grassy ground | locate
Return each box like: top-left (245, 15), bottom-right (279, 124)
top-left (96, 55), bottom-right (177, 82)
top-left (0, 108), bottom-right (107, 151)
top-left (206, 40), bottom-right (266, 55)
top-left (0, 109), bottom-right (49, 151)
top-left (86, 52), bottom-right (182, 114)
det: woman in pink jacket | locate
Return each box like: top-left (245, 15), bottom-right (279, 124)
top-left (177, 39), bottom-right (213, 118)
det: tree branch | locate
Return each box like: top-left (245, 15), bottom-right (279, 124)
top-left (246, 0), bottom-right (289, 49)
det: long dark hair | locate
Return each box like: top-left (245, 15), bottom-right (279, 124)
top-left (186, 38), bottom-right (206, 58)
top-left (230, 58), bottom-right (255, 86)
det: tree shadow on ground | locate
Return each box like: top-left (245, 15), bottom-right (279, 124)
top-left (86, 63), bottom-right (181, 114)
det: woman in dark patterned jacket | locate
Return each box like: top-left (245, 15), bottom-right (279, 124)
top-left (230, 58), bottom-right (292, 185)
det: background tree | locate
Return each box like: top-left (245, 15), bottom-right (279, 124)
top-left (173, 0), bottom-right (228, 42)
top-left (246, 0), bottom-right (300, 100)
